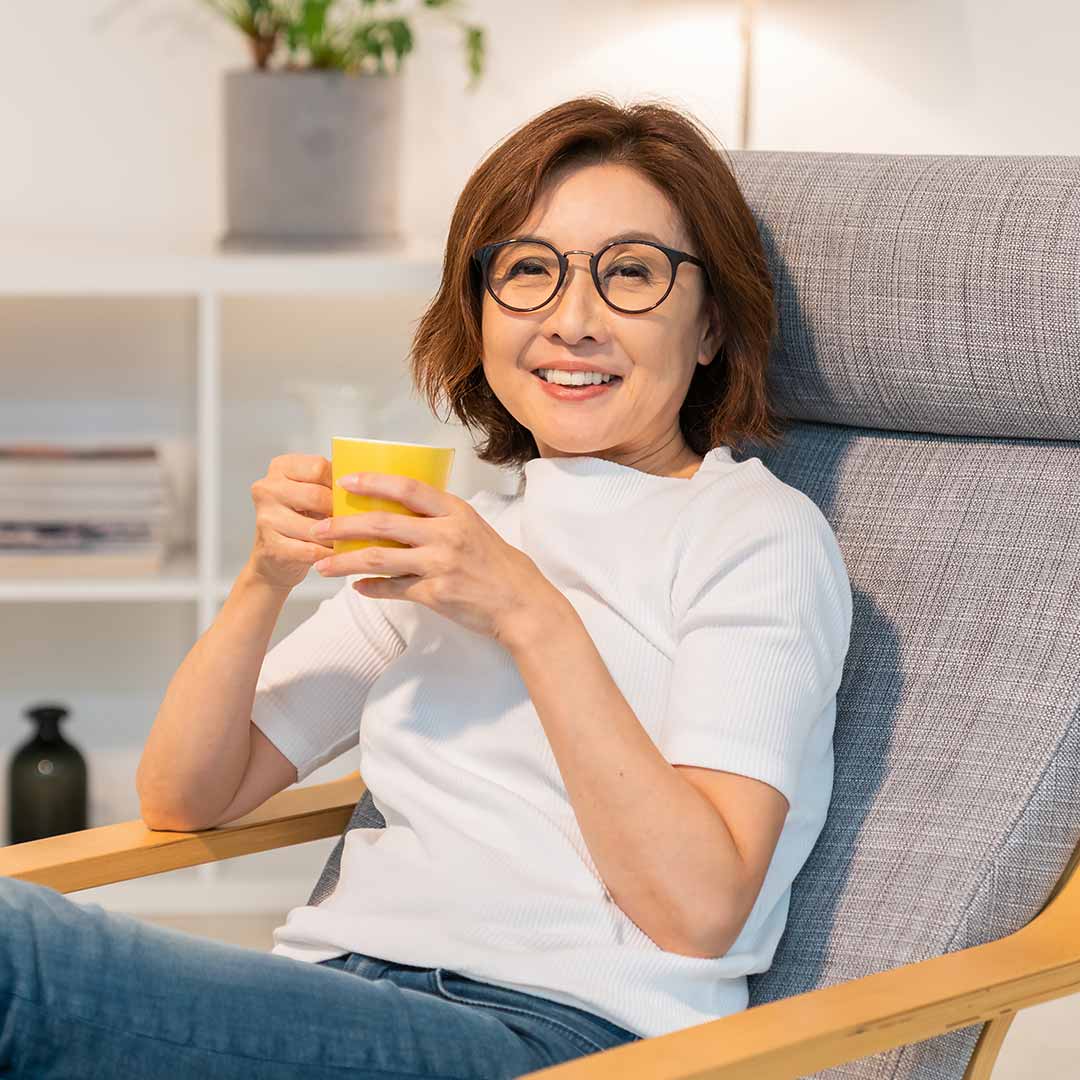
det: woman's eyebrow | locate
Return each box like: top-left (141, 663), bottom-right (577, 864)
top-left (511, 230), bottom-right (669, 247)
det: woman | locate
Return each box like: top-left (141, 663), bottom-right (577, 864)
top-left (1, 96), bottom-right (853, 1078)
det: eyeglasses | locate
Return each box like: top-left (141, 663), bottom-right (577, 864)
top-left (471, 237), bottom-right (708, 315)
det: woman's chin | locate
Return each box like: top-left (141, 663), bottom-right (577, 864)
top-left (537, 441), bottom-right (610, 458)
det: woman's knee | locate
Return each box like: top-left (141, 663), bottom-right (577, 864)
top-left (0, 878), bottom-right (51, 996)
top-left (0, 876), bottom-right (70, 920)
top-left (0, 877), bottom-right (89, 974)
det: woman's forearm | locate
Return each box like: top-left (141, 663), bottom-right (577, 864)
top-left (136, 561), bottom-right (292, 830)
top-left (500, 593), bottom-right (744, 959)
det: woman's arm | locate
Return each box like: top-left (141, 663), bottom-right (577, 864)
top-left (137, 561), bottom-right (292, 830)
top-left (499, 597), bottom-right (748, 959)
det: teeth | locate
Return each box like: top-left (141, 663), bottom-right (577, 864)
top-left (537, 369), bottom-right (615, 386)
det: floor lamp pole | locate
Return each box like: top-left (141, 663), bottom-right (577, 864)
top-left (738, 0), bottom-right (757, 150)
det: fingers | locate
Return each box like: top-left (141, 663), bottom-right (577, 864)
top-left (273, 455), bottom-right (333, 498)
top-left (288, 535), bottom-right (336, 562)
top-left (272, 503), bottom-right (332, 547)
top-left (281, 475), bottom-right (334, 518)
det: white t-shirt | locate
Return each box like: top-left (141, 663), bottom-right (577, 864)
top-left (251, 445), bottom-right (853, 1039)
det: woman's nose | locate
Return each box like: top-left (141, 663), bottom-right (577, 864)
top-left (554, 253), bottom-right (602, 309)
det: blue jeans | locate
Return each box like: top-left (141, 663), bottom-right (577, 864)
top-left (0, 876), bottom-right (641, 1078)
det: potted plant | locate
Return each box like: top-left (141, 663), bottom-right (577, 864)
top-left (101, 1), bottom-right (487, 249)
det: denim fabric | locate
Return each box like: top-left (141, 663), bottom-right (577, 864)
top-left (0, 876), bottom-right (641, 1078)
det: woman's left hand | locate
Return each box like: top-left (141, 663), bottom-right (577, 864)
top-left (310, 471), bottom-right (559, 647)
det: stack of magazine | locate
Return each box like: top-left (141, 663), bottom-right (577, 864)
top-left (0, 441), bottom-right (173, 578)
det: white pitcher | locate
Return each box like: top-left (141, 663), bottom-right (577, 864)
top-left (283, 381), bottom-right (371, 461)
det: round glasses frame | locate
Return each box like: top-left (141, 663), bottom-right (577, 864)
top-left (471, 237), bottom-right (709, 315)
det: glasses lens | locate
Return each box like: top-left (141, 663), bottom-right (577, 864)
top-left (487, 242), bottom-right (559, 310)
top-left (597, 242), bottom-right (671, 311)
top-left (486, 241), bottom-right (671, 312)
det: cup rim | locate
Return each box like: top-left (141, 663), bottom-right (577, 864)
top-left (331, 436), bottom-right (454, 450)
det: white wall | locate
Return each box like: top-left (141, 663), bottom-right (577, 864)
top-left (4, 0), bottom-right (745, 241)
top-left (2, 3), bottom-right (1076, 1076)
top-left (4, 0), bottom-right (1078, 241)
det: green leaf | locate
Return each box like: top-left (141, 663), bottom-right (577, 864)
top-left (301, 0), bottom-right (330, 43)
top-left (384, 18), bottom-right (413, 60)
top-left (465, 24), bottom-right (485, 83)
top-left (197, 0), bottom-right (254, 36)
top-left (198, 0), bottom-right (285, 40)
top-left (196, 0), bottom-right (486, 77)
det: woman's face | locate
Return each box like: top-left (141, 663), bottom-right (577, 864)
top-left (480, 162), bottom-right (722, 476)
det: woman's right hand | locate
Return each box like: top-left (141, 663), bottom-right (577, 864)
top-left (247, 453), bottom-right (337, 591)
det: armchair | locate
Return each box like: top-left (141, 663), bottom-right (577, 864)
top-left (4, 148), bottom-right (1080, 1079)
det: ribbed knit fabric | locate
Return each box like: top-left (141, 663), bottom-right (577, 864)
top-left (251, 445), bottom-right (853, 1039)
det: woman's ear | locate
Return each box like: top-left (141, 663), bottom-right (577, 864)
top-left (698, 303), bottom-right (724, 365)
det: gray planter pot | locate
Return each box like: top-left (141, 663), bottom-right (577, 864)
top-left (220, 69), bottom-right (404, 252)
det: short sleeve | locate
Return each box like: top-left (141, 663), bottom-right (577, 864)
top-left (252, 580), bottom-right (407, 783)
top-left (251, 486), bottom-right (508, 783)
top-left (660, 489), bottom-right (853, 810)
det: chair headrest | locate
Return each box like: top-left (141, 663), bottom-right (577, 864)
top-left (726, 150), bottom-right (1080, 441)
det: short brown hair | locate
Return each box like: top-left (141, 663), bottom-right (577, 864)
top-left (409, 94), bottom-right (787, 482)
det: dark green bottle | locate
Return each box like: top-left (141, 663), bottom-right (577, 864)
top-left (7, 703), bottom-right (88, 845)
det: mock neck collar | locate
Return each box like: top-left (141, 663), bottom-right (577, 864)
top-left (520, 445), bottom-right (734, 505)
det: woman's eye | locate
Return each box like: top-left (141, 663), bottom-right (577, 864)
top-left (606, 264), bottom-right (649, 281)
top-left (508, 261), bottom-right (547, 277)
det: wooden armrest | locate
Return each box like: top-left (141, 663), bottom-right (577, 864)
top-left (0, 771), bottom-right (366, 894)
top-left (517, 856), bottom-right (1080, 1079)
top-left (4, 770), bottom-right (1078, 1080)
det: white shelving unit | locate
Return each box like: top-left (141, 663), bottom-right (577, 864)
top-left (0, 231), bottom-right (452, 915)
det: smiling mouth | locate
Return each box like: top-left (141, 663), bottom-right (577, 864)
top-left (531, 371), bottom-right (623, 385)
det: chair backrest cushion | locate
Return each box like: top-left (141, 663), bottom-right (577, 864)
top-left (727, 150), bottom-right (1080, 1079)
top-left (743, 424), bottom-right (1080, 1080)
top-left (309, 151), bottom-right (1080, 1080)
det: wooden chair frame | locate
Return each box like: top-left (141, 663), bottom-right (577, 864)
top-left (2, 770), bottom-right (1078, 1080)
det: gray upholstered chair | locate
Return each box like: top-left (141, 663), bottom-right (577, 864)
top-left (3, 149), bottom-right (1079, 1080)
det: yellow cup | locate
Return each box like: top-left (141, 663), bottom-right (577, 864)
top-left (330, 437), bottom-right (456, 572)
